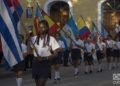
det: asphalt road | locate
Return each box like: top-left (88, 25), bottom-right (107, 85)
top-left (0, 62), bottom-right (120, 86)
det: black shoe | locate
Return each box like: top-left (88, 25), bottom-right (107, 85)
top-left (54, 78), bottom-right (61, 84)
top-left (57, 78), bottom-right (61, 81)
top-left (100, 69), bottom-right (103, 72)
top-left (63, 64), bottom-right (68, 67)
top-left (54, 79), bottom-right (57, 84)
top-left (97, 70), bottom-right (100, 73)
top-left (89, 70), bottom-right (92, 74)
top-left (84, 72), bottom-right (88, 74)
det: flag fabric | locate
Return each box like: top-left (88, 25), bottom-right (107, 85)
top-left (60, 16), bottom-right (79, 48)
top-left (6, 0), bottom-right (23, 17)
top-left (77, 16), bottom-right (90, 40)
top-left (26, 7), bottom-right (33, 18)
top-left (67, 17), bottom-right (79, 36)
top-left (34, 6), bottom-right (44, 35)
top-left (89, 21), bottom-right (101, 44)
top-left (6, 0), bottom-right (23, 23)
top-left (101, 23), bottom-right (108, 38)
top-left (77, 17), bottom-right (86, 30)
top-left (79, 26), bottom-right (91, 40)
top-left (0, 0), bottom-right (23, 70)
top-left (34, 6), bottom-right (58, 35)
top-left (89, 21), bottom-right (98, 38)
top-left (6, 0), bottom-right (23, 34)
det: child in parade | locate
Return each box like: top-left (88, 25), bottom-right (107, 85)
top-left (84, 37), bottom-right (95, 74)
top-left (112, 36), bottom-right (120, 68)
top-left (32, 20), bottom-right (60, 86)
top-left (105, 36), bottom-right (114, 70)
top-left (52, 33), bottom-right (65, 83)
top-left (96, 36), bottom-right (106, 72)
top-left (71, 34), bottom-right (84, 77)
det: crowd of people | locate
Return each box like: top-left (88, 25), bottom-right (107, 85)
top-left (0, 20), bottom-right (120, 86)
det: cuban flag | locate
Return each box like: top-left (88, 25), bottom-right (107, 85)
top-left (0, 0), bottom-right (23, 70)
top-left (6, 0), bottom-right (23, 34)
top-left (60, 16), bottom-right (79, 49)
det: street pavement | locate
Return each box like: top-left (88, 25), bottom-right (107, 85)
top-left (0, 62), bottom-right (120, 86)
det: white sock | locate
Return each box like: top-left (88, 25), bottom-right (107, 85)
top-left (55, 71), bottom-right (60, 79)
top-left (74, 68), bottom-right (79, 74)
top-left (16, 78), bottom-right (23, 86)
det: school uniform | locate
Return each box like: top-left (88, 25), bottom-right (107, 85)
top-left (71, 39), bottom-right (84, 62)
top-left (96, 42), bottom-right (106, 61)
top-left (13, 43), bottom-right (27, 72)
top-left (106, 40), bottom-right (114, 57)
top-left (32, 36), bottom-right (60, 79)
top-left (115, 25), bottom-right (120, 36)
top-left (113, 41), bottom-right (120, 58)
top-left (63, 48), bottom-right (70, 66)
top-left (84, 42), bottom-right (95, 64)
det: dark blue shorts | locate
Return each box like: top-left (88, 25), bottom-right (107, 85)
top-left (32, 60), bottom-right (51, 79)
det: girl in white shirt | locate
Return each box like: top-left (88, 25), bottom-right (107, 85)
top-left (32, 20), bottom-right (60, 86)
top-left (84, 37), bottom-right (95, 74)
top-left (96, 37), bottom-right (106, 72)
top-left (106, 36), bottom-right (114, 70)
top-left (113, 37), bottom-right (120, 68)
top-left (71, 35), bottom-right (84, 77)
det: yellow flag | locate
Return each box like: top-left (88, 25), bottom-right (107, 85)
top-left (77, 17), bottom-right (86, 30)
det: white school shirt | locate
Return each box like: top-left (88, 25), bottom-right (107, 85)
top-left (116, 41), bottom-right (120, 49)
top-left (84, 42), bottom-right (95, 53)
top-left (106, 40), bottom-right (114, 48)
top-left (21, 43), bottom-right (27, 54)
top-left (34, 36), bottom-right (60, 57)
top-left (113, 41), bottom-right (118, 50)
top-left (96, 42), bottom-right (106, 51)
top-left (58, 40), bottom-right (65, 49)
top-left (115, 26), bottom-right (120, 34)
top-left (72, 39), bottom-right (84, 49)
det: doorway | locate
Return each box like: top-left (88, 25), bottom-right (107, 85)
top-left (49, 1), bottom-right (70, 29)
top-left (102, 0), bottom-right (120, 38)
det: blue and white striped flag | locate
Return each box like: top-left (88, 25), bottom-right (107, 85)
top-left (0, 0), bottom-right (23, 70)
top-left (60, 16), bottom-right (79, 49)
